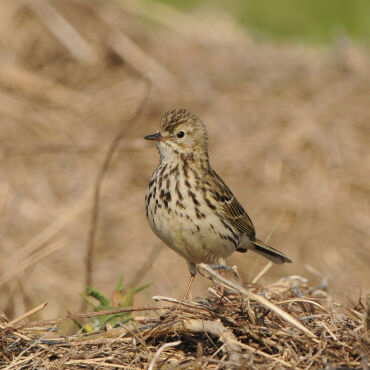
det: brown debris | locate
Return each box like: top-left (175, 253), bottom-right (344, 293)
top-left (1, 276), bottom-right (368, 369)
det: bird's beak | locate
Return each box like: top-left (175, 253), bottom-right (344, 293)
top-left (144, 132), bottom-right (167, 141)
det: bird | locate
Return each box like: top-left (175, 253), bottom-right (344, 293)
top-left (144, 108), bottom-right (291, 299)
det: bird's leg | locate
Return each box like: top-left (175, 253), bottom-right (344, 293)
top-left (219, 268), bottom-right (225, 296)
top-left (183, 262), bottom-right (197, 300)
top-left (183, 274), bottom-right (195, 300)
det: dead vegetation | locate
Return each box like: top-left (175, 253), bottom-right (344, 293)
top-left (0, 0), bottom-right (369, 367)
top-left (1, 267), bottom-right (368, 368)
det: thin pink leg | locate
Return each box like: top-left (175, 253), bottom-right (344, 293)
top-left (219, 269), bottom-right (225, 296)
top-left (183, 274), bottom-right (195, 300)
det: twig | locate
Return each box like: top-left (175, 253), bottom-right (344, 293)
top-left (252, 262), bottom-right (272, 284)
top-left (251, 209), bottom-right (286, 283)
top-left (0, 140), bottom-right (145, 158)
top-left (128, 244), bottom-right (163, 289)
top-left (148, 340), bottom-right (181, 370)
top-left (83, 77), bottom-right (151, 308)
top-left (200, 264), bottom-right (318, 340)
top-left (6, 303), bottom-right (48, 326)
top-left (19, 305), bottom-right (170, 329)
top-left (65, 359), bottom-right (128, 368)
top-left (320, 322), bottom-right (338, 341)
top-left (276, 298), bottom-right (328, 312)
top-left (0, 63), bottom-right (88, 107)
top-left (0, 190), bottom-right (91, 287)
top-left (1, 239), bottom-right (66, 288)
top-left (109, 31), bottom-right (176, 89)
top-left (0, 321), bottom-right (49, 351)
top-left (27, 0), bottom-right (98, 64)
top-left (234, 339), bottom-right (294, 368)
top-left (152, 295), bottom-right (209, 310)
top-left (6, 348), bottom-right (47, 370)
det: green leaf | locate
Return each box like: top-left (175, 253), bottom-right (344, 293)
top-left (76, 276), bottom-right (151, 333)
top-left (79, 293), bottom-right (99, 310)
top-left (132, 283), bottom-right (151, 294)
top-left (122, 288), bottom-right (133, 307)
top-left (86, 286), bottom-right (110, 307)
top-left (116, 274), bottom-right (125, 291)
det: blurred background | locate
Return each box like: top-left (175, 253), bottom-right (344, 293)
top-left (0, 0), bottom-right (369, 321)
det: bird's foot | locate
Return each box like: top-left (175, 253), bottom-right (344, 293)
top-left (198, 264), bottom-right (242, 296)
top-left (204, 264), bottom-right (242, 285)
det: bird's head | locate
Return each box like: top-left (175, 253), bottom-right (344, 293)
top-left (145, 109), bottom-right (209, 164)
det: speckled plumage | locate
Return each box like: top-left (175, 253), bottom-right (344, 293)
top-left (145, 109), bottom-right (291, 296)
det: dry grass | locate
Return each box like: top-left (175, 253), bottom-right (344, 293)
top-left (0, 1), bottom-right (369, 365)
top-left (1, 270), bottom-right (368, 368)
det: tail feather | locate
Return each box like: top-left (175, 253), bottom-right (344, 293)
top-left (249, 238), bottom-right (292, 265)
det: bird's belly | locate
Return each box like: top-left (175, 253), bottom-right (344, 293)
top-left (146, 198), bottom-right (237, 264)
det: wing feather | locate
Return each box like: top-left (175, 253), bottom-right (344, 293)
top-left (204, 169), bottom-right (292, 264)
top-left (206, 170), bottom-right (255, 238)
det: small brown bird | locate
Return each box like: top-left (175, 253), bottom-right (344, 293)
top-left (145, 109), bottom-right (291, 299)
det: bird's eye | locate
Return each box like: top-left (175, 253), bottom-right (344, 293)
top-left (177, 131), bottom-right (185, 138)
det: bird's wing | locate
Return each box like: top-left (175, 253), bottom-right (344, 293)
top-left (206, 169), bottom-right (255, 238)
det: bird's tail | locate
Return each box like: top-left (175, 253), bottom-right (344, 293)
top-left (249, 238), bottom-right (292, 265)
